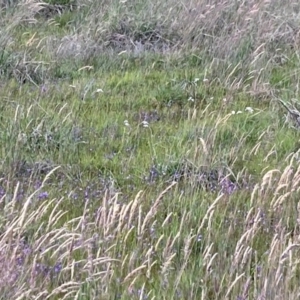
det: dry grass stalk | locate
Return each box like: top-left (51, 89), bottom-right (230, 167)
top-left (141, 181), bottom-right (176, 232)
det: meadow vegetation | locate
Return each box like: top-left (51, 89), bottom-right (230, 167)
top-left (1, 0), bottom-right (300, 299)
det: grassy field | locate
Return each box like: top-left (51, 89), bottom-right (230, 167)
top-left (1, 0), bottom-right (300, 299)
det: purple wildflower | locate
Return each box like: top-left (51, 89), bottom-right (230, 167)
top-left (220, 177), bottom-right (238, 194)
top-left (53, 262), bottom-right (62, 274)
top-left (38, 191), bottom-right (49, 200)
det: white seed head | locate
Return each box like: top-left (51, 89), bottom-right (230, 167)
top-left (142, 121), bottom-right (149, 128)
top-left (245, 107), bottom-right (254, 113)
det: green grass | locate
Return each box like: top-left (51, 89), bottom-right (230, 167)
top-left (1, 0), bottom-right (300, 299)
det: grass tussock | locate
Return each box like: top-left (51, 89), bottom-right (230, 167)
top-left (1, 0), bottom-right (300, 299)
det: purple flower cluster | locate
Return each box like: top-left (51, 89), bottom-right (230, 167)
top-left (38, 191), bottom-right (49, 200)
top-left (220, 176), bottom-right (238, 195)
top-left (0, 237), bottom-right (63, 291)
top-left (145, 164), bottom-right (254, 195)
top-left (0, 186), bottom-right (5, 198)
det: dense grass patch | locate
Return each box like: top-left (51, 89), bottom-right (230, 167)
top-left (1, 0), bottom-right (300, 299)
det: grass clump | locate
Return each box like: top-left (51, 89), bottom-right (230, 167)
top-left (2, 0), bottom-right (300, 299)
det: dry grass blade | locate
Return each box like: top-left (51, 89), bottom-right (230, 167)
top-left (278, 99), bottom-right (300, 128)
top-left (123, 265), bottom-right (147, 283)
top-left (225, 273), bottom-right (245, 299)
top-left (141, 181), bottom-right (177, 232)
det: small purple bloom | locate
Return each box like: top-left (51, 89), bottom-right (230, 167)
top-left (38, 191), bottom-right (49, 200)
top-left (220, 177), bottom-right (237, 194)
top-left (16, 256), bottom-right (24, 266)
top-left (41, 84), bottom-right (47, 93)
top-left (0, 186), bottom-right (5, 197)
top-left (34, 180), bottom-right (42, 189)
top-left (53, 262), bottom-right (62, 274)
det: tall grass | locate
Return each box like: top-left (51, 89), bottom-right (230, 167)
top-left (1, 0), bottom-right (300, 299)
